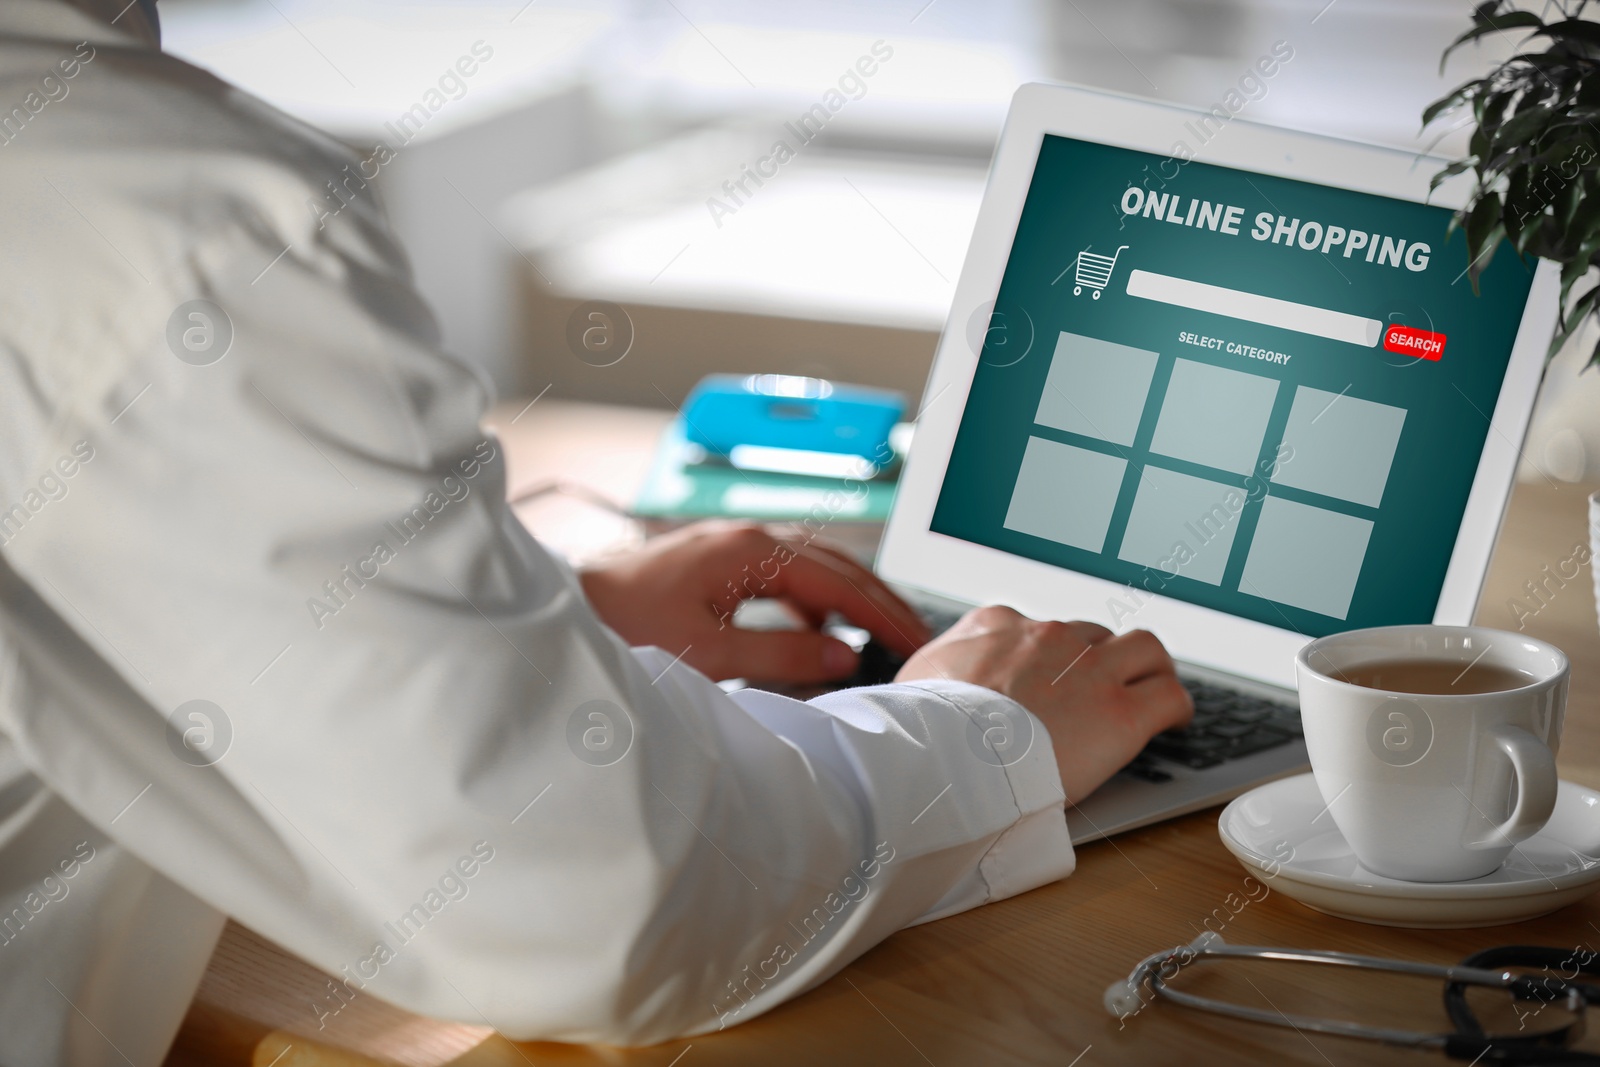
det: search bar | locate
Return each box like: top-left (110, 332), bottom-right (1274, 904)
top-left (1126, 270), bottom-right (1382, 348)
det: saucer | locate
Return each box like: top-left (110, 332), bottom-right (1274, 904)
top-left (1218, 773), bottom-right (1600, 928)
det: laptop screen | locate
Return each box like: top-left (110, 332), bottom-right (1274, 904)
top-left (931, 133), bottom-right (1538, 638)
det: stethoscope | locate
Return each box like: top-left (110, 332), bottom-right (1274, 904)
top-left (1108, 932), bottom-right (1600, 1063)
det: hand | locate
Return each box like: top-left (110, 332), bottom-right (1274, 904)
top-left (894, 606), bottom-right (1192, 801)
top-left (578, 521), bottom-right (930, 684)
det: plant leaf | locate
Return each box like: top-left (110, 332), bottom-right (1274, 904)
top-left (1423, 80), bottom-right (1480, 128)
top-left (1492, 101), bottom-right (1557, 148)
top-left (1429, 1), bottom-right (1600, 342)
top-left (1570, 181), bottom-right (1600, 246)
top-left (1558, 238), bottom-right (1598, 307)
top-left (1444, 9), bottom-right (1545, 69)
top-left (1430, 157), bottom-right (1478, 193)
top-left (1516, 211), bottom-right (1548, 254)
top-left (1550, 281), bottom-right (1600, 357)
top-left (1466, 191), bottom-right (1504, 258)
top-left (1470, 120), bottom-right (1491, 162)
top-left (1470, 222), bottom-right (1506, 295)
top-left (1481, 87), bottom-right (1518, 131)
top-left (1535, 17), bottom-right (1600, 49)
top-left (1560, 173), bottom-right (1586, 229)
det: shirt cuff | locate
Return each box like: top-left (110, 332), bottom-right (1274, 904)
top-left (895, 679), bottom-right (1076, 923)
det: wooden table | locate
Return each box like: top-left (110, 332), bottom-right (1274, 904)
top-left (167, 402), bottom-right (1600, 1067)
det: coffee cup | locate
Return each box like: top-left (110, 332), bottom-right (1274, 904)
top-left (1295, 624), bottom-right (1565, 882)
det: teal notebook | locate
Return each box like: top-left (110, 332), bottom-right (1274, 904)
top-left (632, 418), bottom-right (899, 522)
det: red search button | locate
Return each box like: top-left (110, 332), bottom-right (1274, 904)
top-left (1383, 325), bottom-right (1446, 361)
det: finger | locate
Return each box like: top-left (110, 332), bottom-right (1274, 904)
top-left (794, 537), bottom-right (907, 599)
top-left (954, 603), bottom-right (1022, 635)
top-left (768, 543), bottom-right (931, 655)
top-left (788, 534), bottom-right (865, 570)
top-left (1095, 629), bottom-right (1175, 684)
top-left (1060, 620), bottom-right (1113, 645)
top-left (1127, 672), bottom-right (1195, 734)
top-left (781, 538), bottom-right (892, 597)
top-left (719, 627), bottom-right (860, 684)
top-left (773, 598), bottom-right (830, 631)
top-left (801, 540), bottom-right (934, 643)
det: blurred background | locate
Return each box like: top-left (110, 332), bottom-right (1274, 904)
top-left (160, 0), bottom-right (1593, 485)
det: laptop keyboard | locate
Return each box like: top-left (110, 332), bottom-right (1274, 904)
top-left (831, 608), bottom-right (1301, 780)
top-left (1123, 680), bottom-right (1301, 782)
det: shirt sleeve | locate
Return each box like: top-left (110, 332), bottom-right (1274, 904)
top-left (0, 55), bottom-right (1074, 1045)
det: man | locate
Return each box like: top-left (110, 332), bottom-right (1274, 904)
top-left (0, 2), bottom-right (1192, 1063)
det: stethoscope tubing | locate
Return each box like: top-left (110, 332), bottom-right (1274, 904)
top-left (1110, 933), bottom-right (1588, 1056)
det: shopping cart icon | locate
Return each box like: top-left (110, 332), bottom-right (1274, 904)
top-left (1071, 245), bottom-right (1129, 299)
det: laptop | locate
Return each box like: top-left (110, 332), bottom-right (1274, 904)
top-left (869, 83), bottom-right (1560, 844)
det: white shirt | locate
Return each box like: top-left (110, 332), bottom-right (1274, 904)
top-left (0, 3), bottom-right (1075, 1063)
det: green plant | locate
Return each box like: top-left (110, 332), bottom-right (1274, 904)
top-left (1425, 2), bottom-right (1600, 364)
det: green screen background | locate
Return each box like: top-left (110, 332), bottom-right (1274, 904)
top-left (930, 134), bottom-right (1537, 637)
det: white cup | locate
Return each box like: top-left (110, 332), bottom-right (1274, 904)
top-left (1295, 625), bottom-right (1566, 882)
